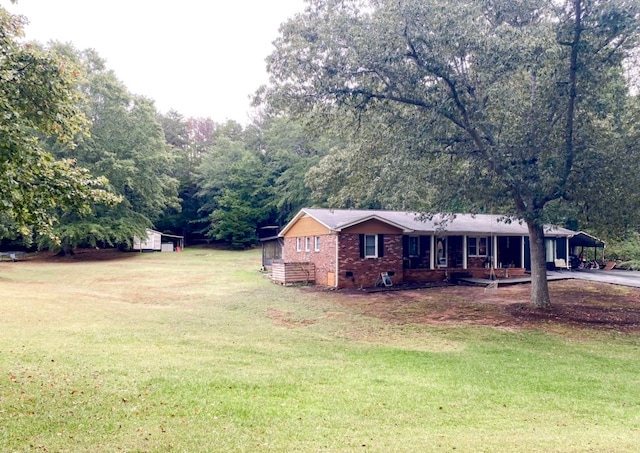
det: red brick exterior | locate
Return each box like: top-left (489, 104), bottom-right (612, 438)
top-left (403, 269), bottom-right (447, 283)
top-left (282, 234), bottom-right (336, 286)
top-left (282, 231), bottom-right (526, 288)
top-left (336, 233), bottom-right (404, 288)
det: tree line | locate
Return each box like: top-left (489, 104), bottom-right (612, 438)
top-left (0, 6), bottom-right (338, 253)
top-left (2, 1), bottom-right (640, 308)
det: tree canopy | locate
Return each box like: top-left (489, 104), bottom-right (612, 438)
top-left (0, 7), bottom-right (118, 241)
top-left (39, 45), bottom-right (180, 254)
top-left (260, 0), bottom-right (640, 307)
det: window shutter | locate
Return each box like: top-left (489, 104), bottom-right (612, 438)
top-left (403, 235), bottom-right (410, 258)
top-left (359, 234), bottom-right (365, 259)
top-left (378, 234), bottom-right (384, 257)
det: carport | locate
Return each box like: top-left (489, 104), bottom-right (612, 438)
top-left (569, 231), bottom-right (605, 264)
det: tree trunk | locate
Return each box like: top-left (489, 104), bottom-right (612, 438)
top-left (527, 222), bottom-right (551, 309)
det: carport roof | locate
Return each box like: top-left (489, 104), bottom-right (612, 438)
top-left (570, 231), bottom-right (605, 248)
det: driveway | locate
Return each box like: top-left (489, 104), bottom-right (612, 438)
top-left (563, 269), bottom-right (640, 288)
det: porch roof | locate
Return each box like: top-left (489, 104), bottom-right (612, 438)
top-left (281, 209), bottom-right (577, 238)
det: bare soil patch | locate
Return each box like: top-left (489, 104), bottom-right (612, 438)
top-left (324, 280), bottom-right (640, 333)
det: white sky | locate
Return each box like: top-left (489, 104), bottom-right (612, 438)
top-left (6, 0), bottom-right (306, 123)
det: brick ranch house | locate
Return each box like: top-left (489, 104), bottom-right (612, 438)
top-left (271, 208), bottom-right (587, 289)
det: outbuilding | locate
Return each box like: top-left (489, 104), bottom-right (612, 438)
top-left (133, 229), bottom-right (184, 252)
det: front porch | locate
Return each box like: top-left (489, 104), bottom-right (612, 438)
top-left (403, 266), bottom-right (527, 285)
top-left (402, 234), bottom-right (527, 275)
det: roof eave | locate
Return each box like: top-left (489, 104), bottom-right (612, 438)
top-left (334, 215), bottom-right (413, 233)
top-left (278, 208), bottom-right (335, 237)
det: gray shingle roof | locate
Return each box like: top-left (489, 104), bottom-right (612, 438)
top-left (282, 208), bottom-right (576, 237)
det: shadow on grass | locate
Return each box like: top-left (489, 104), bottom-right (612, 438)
top-left (30, 248), bottom-right (142, 263)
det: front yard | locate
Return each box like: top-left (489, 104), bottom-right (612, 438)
top-left (1, 248), bottom-right (639, 452)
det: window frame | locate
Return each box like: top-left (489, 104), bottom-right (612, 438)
top-left (296, 237), bottom-right (302, 252)
top-left (364, 234), bottom-right (378, 258)
top-left (314, 236), bottom-right (321, 252)
top-left (305, 236), bottom-right (311, 252)
top-left (468, 236), bottom-right (488, 257)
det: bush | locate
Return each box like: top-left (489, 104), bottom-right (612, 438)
top-left (604, 232), bottom-right (640, 261)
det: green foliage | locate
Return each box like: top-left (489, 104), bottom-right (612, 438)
top-left (615, 260), bottom-right (640, 270)
top-left (260, 0), bottom-right (640, 307)
top-left (192, 116), bottom-right (333, 248)
top-left (0, 8), bottom-right (118, 240)
top-left (604, 232), bottom-right (640, 261)
top-left (41, 44), bottom-right (179, 253)
top-left (197, 132), bottom-right (273, 248)
top-left (258, 116), bottom-right (335, 223)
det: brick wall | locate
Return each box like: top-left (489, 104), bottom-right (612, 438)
top-left (468, 256), bottom-right (488, 268)
top-left (336, 233), bottom-right (404, 288)
top-left (282, 235), bottom-right (336, 286)
top-left (403, 269), bottom-right (447, 283)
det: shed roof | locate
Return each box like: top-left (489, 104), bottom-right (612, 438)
top-left (280, 208), bottom-right (578, 238)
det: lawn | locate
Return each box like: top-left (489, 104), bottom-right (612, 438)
top-left (1, 248), bottom-right (639, 452)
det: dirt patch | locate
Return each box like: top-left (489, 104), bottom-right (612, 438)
top-left (321, 280), bottom-right (640, 333)
top-left (267, 308), bottom-right (316, 328)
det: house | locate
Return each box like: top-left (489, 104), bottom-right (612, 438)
top-left (273, 208), bottom-right (584, 288)
top-left (133, 229), bottom-right (184, 252)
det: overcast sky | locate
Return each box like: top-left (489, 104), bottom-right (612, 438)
top-left (6, 1), bottom-right (306, 123)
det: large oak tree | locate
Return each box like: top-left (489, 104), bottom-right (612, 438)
top-left (261, 0), bottom-right (640, 308)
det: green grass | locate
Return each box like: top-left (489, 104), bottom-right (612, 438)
top-left (1, 248), bottom-right (640, 452)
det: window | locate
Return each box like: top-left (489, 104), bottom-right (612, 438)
top-left (468, 236), bottom-right (488, 257)
top-left (359, 234), bottom-right (383, 258)
top-left (364, 234), bottom-right (377, 258)
top-left (314, 236), bottom-right (321, 252)
top-left (305, 237), bottom-right (311, 251)
top-left (296, 237), bottom-right (302, 252)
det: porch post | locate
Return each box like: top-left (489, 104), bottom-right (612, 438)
top-left (521, 236), bottom-right (525, 268)
top-left (462, 235), bottom-right (468, 269)
top-left (493, 235), bottom-right (498, 268)
top-left (334, 234), bottom-right (339, 288)
top-left (430, 235), bottom-right (435, 270)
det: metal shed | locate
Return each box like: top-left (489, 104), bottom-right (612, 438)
top-left (133, 229), bottom-right (184, 252)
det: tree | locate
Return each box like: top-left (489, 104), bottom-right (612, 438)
top-left (260, 0), bottom-right (640, 308)
top-left (195, 123), bottom-right (273, 247)
top-left (0, 7), bottom-right (117, 241)
top-left (257, 115), bottom-right (335, 224)
top-left (208, 152), bottom-right (274, 248)
top-left (194, 116), bottom-right (336, 248)
top-left (40, 45), bottom-right (179, 254)
top-left (155, 110), bottom-right (202, 242)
